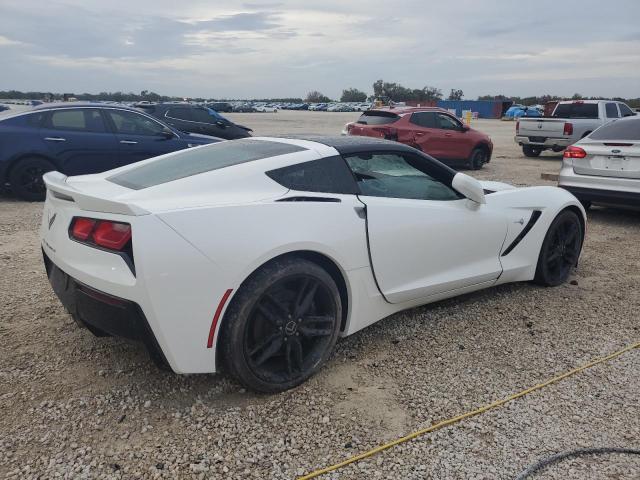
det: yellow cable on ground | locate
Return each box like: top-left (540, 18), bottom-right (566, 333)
top-left (299, 341), bottom-right (640, 480)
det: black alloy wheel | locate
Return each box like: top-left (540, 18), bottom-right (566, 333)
top-left (534, 210), bottom-right (583, 286)
top-left (220, 258), bottom-right (341, 392)
top-left (9, 157), bottom-right (55, 201)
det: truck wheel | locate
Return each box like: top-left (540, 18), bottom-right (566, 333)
top-left (9, 157), bottom-right (55, 201)
top-left (523, 145), bottom-right (542, 158)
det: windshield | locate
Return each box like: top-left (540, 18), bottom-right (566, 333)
top-left (589, 118), bottom-right (640, 141)
top-left (356, 111), bottom-right (400, 125)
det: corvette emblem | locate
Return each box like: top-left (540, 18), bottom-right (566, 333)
top-left (48, 212), bottom-right (57, 229)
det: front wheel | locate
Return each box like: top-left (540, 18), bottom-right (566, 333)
top-left (220, 258), bottom-right (341, 393)
top-left (523, 145), bottom-right (542, 157)
top-left (534, 210), bottom-right (583, 286)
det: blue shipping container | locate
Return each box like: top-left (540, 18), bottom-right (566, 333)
top-left (436, 100), bottom-right (508, 119)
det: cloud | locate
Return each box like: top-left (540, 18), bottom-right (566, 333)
top-left (0, 0), bottom-right (639, 99)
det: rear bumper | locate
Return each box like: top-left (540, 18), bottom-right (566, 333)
top-left (559, 185), bottom-right (640, 206)
top-left (43, 250), bottom-right (171, 370)
top-left (515, 135), bottom-right (571, 148)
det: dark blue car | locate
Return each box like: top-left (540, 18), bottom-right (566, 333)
top-left (0, 103), bottom-right (221, 200)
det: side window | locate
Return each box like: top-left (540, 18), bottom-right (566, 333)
top-left (343, 152), bottom-right (461, 201)
top-left (0, 112), bottom-right (46, 128)
top-left (167, 107), bottom-right (193, 121)
top-left (192, 108), bottom-right (224, 124)
top-left (605, 103), bottom-right (620, 118)
top-left (436, 113), bottom-right (461, 130)
top-left (108, 110), bottom-right (166, 136)
top-left (266, 156), bottom-right (357, 194)
top-left (48, 109), bottom-right (106, 133)
top-left (619, 103), bottom-right (635, 117)
top-left (409, 112), bottom-right (436, 128)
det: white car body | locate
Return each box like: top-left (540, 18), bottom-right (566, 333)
top-left (559, 116), bottom-right (640, 207)
top-left (255, 105), bottom-right (278, 113)
top-left (40, 136), bottom-right (585, 381)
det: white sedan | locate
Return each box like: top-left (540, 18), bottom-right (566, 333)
top-left (41, 136), bottom-right (586, 392)
top-left (559, 115), bottom-right (640, 208)
top-left (255, 105), bottom-right (278, 113)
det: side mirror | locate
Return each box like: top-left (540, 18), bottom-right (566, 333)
top-left (452, 173), bottom-right (485, 204)
top-left (215, 121), bottom-right (227, 128)
top-left (160, 128), bottom-right (175, 139)
top-left (461, 124), bottom-right (470, 132)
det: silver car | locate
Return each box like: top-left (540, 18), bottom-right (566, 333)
top-left (559, 115), bottom-right (640, 208)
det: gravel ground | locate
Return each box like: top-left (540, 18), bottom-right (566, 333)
top-left (1, 111), bottom-right (639, 479)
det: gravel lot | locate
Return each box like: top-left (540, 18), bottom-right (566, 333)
top-left (1, 111), bottom-right (639, 479)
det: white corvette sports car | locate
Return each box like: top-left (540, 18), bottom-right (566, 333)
top-left (41, 136), bottom-right (586, 392)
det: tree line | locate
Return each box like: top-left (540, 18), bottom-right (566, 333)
top-left (2, 85), bottom-right (638, 108)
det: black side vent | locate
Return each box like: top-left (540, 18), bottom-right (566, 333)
top-left (501, 210), bottom-right (542, 256)
top-left (277, 196), bottom-right (341, 203)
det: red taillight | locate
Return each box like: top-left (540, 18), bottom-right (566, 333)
top-left (563, 122), bottom-right (573, 136)
top-left (70, 217), bottom-right (131, 251)
top-left (516, 120), bottom-right (520, 134)
top-left (71, 217), bottom-right (96, 241)
top-left (563, 146), bottom-right (587, 159)
top-left (92, 221), bottom-right (132, 250)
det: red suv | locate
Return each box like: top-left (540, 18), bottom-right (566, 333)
top-left (344, 107), bottom-right (492, 169)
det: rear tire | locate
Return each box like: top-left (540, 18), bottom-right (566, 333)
top-left (220, 258), bottom-right (341, 393)
top-left (9, 157), bottom-right (55, 201)
top-left (534, 210), bottom-right (583, 286)
top-left (523, 145), bottom-right (542, 157)
top-left (469, 148), bottom-right (487, 170)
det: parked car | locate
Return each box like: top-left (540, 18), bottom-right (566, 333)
top-left (559, 115), bottom-right (640, 209)
top-left (0, 105), bottom-right (9, 113)
top-left (41, 135), bottom-right (584, 392)
top-left (515, 100), bottom-right (635, 157)
top-left (255, 105), bottom-right (278, 113)
top-left (232, 103), bottom-right (257, 113)
top-left (0, 103), bottom-right (221, 201)
top-left (137, 103), bottom-right (251, 139)
top-left (344, 107), bottom-right (493, 169)
top-left (207, 102), bottom-right (233, 113)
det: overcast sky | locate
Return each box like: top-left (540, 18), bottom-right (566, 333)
top-left (1, 0), bottom-right (639, 99)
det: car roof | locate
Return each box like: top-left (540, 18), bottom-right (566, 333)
top-left (368, 106), bottom-right (449, 115)
top-left (32, 102), bottom-right (141, 112)
top-left (283, 135), bottom-right (418, 155)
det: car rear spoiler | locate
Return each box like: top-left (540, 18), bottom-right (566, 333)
top-left (43, 171), bottom-right (150, 216)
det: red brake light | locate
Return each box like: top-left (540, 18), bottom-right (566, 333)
top-left (516, 120), bottom-right (520, 134)
top-left (563, 146), bottom-right (587, 159)
top-left (70, 217), bottom-right (131, 251)
top-left (92, 221), bottom-right (132, 250)
top-left (71, 218), bottom-right (96, 241)
top-left (563, 122), bottom-right (573, 136)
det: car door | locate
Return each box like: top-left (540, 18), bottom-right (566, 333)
top-left (40, 108), bottom-right (120, 175)
top-left (164, 106), bottom-right (201, 134)
top-left (105, 108), bottom-right (185, 166)
top-left (343, 151), bottom-right (507, 303)
top-left (402, 112), bottom-right (441, 156)
top-left (431, 113), bottom-right (473, 161)
top-left (190, 107), bottom-right (232, 137)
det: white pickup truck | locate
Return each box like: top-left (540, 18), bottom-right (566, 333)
top-left (515, 100), bottom-right (636, 157)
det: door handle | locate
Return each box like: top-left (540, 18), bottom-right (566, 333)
top-left (44, 137), bottom-right (66, 142)
top-left (444, 133), bottom-right (453, 137)
top-left (120, 140), bottom-right (138, 145)
top-left (415, 132), bottom-right (425, 136)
